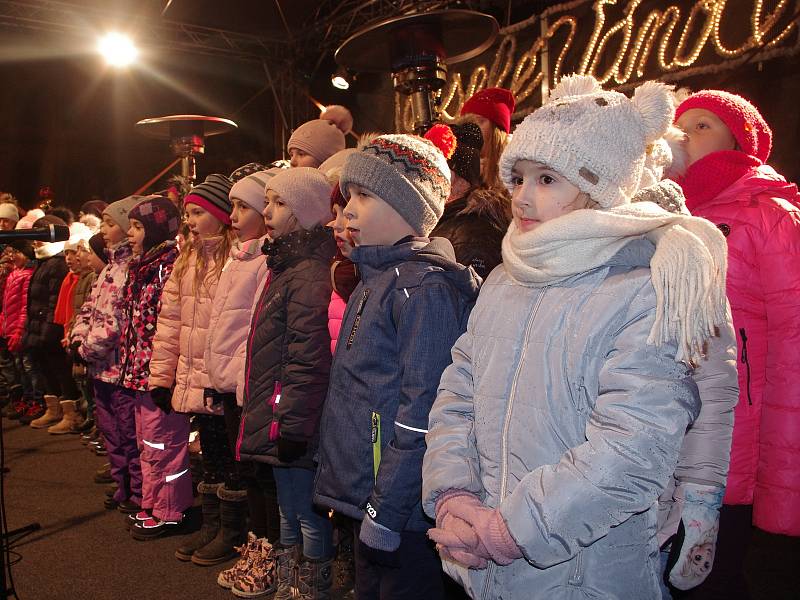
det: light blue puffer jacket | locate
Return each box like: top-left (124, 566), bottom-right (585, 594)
top-left (422, 239), bottom-right (701, 600)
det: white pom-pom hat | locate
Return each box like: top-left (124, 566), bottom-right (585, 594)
top-left (500, 74), bottom-right (674, 208)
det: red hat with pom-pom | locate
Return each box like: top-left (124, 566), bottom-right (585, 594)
top-left (675, 90), bottom-right (772, 162)
top-left (461, 87), bottom-right (516, 133)
top-left (339, 132), bottom-right (451, 236)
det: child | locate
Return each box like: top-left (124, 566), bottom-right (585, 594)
top-left (147, 174), bottom-right (237, 553)
top-left (314, 134), bottom-right (481, 600)
top-left (459, 87), bottom-right (515, 190)
top-left (288, 105), bottom-right (352, 168)
top-left (24, 215), bottom-right (79, 427)
top-left (0, 242), bottom-right (34, 418)
top-left (236, 167), bottom-right (336, 599)
top-left (420, 75), bottom-right (729, 600)
top-left (115, 196), bottom-right (183, 536)
top-left (71, 196), bottom-right (142, 512)
top-left (202, 168), bottom-right (282, 588)
top-left (48, 224), bottom-right (94, 434)
top-left (426, 123), bottom-right (510, 279)
top-left (672, 90), bottom-right (800, 598)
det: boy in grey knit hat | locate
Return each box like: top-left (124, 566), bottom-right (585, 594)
top-left (314, 133), bottom-right (482, 599)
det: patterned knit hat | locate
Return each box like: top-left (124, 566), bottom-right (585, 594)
top-left (500, 74), bottom-right (674, 209)
top-left (675, 90), bottom-right (772, 162)
top-left (88, 232), bottom-right (109, 264)
top-left (184, 174), bottom-right (234, 225)
top-left (229, 168), bottom-right (283, 214)
top-left (229, 162), bottom-right (268, 183)
top-left (266, 167), bottom-right (333, 230)
top-left (128, 196), bottom-right (181, 253)
top-left (339, 134), bottom-right (451, 236)
top-left (103, 195), bottom-right (147, 233)
top-left (461, 87), bottom-right (516, 133)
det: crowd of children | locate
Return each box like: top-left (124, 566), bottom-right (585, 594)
top-left (1, 79), bottom-right (799, 600)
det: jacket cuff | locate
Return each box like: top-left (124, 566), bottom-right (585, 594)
top-left (359, 515), bottom-right (401, 552)
top-left (486, 509), bottom-right (523, 564)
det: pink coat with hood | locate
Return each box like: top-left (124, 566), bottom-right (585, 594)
top-left (679, 149), bottom-right (800, 536)
top-left (205, 236), bottom-right (270, 402)
top-left (149, 237), bottom-right (223, 415)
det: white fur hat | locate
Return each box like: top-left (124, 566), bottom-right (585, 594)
top-left (500, 74), bottom-right (674, 208)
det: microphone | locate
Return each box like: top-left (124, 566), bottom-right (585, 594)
top-left (0, 225), bottom-right (71, 243)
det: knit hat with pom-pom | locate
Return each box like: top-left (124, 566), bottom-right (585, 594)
top-left (426, 122), bottom-right (484, 186)
top-left (288, 105), bottom-right (353, 165)
top-left (500, 74), bottom-right (674, 208)
top-left (340, 133), bottom-right (451, 236)
top-left (675, 89), bottom-right (772, 162)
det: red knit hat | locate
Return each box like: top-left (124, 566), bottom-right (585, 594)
top-left (461, 87), bottom-right (516, 133)
top-left (675, 90), bottom-right (772, 162)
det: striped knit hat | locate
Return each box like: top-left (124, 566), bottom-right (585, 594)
top-left (229, 168), bottom-right (283, 214)
top-left (339, 134), bottom-right (451, 236)
top-left (184, 174), bottom-right (234, 225)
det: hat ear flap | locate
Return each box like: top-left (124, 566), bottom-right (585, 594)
top-left (548, 74), bottom-right (602, 102)
top-left (632, 81), bottom-right (675, 143)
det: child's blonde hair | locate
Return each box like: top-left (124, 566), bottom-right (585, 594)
top-left (173, 224), bottom-right (234, 294)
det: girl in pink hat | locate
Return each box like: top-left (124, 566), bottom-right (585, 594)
top-left (673, 89), bottom-right (800, 599)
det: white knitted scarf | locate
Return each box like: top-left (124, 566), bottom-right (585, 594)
top-left (501, 201), bottom-right (728, 364)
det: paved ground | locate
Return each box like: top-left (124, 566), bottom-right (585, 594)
top-left (2, 416), bottom-right (798, 599)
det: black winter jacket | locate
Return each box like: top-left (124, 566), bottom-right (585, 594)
top-left (236, 227), bottom-right (336, 470)
top-left (23, 253), bottom-right (68, 350)
top-left (429, 187), bottom-right (510, 279)
top-left (314, 237), bottom-right (482, 533)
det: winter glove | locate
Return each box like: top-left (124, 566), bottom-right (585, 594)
top-left (667, 482), bottom-right (724, 591)
top-left (428, 491), bottom-right (489, 569)
top-left (277, 437), bottom-right (307, 463)
top-left (69, 341), bottom-right (86, 365)
top-left (358, 514), bottom-right (401, 567)
top-left (441, 494), bottom-right (522, 566)
top-left (150, 386), bottom-right (173, 414)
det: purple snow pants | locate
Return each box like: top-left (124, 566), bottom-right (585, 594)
top-left (93, 380), bottom-right (142, 505)
top-left (133, 390), bottom-right (192, 522)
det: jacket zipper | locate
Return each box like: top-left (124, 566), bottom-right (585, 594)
top-left (346, 288), bottom-right (371, 350)
top-left (180, 286), bottom-right (198, 412)
top-left (739, 327), bottom-right (753, 405)
top-left (481, 287), bottom-right (548, 600)
top-left (235, 271), bottom-right (272, 460)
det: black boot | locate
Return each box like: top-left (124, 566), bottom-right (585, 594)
top-left (191, 485), bottom-right (248, 566)
top-left (174, 482), bottom-right (222, 562)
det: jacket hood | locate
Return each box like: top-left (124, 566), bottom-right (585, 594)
top-left (448, 185), bottom-right (511, 231)
top-left (352, 236), bottom-right (482, 299)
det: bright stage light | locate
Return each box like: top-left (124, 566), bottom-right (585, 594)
top-left (331, 75), bottom-right (349, 90)
top-left (98, 32), bottom-right (138, 67)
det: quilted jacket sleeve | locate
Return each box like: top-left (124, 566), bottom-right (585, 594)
top-left (69, 280), bottom-right (95, 346)
top-left (7, 270), bottom-right (32, 352)
top-left (422, 324), bottom-right (483, 518)
top-left (79, 268), bottom-right (125, 363)
top-left (277, 263), bottom-right (332, 441)
top-left (753, 208), bottom-right (800, 535)
top-left (675, 311), bottom-right (738, 487)
top-left (148, 265), bottom-right (182, 390)
top-left (368, 280), bottom-right (467, 533)
top-left (499, 284), bottom-right (700, 567)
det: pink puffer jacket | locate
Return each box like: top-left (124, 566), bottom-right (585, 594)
top-left (683, 158), bottom-right (800, 536)
top-left (328, 290), bottom-right (346, 354)
top-left (149, 237), bottom-right (224, 415)
top-left (205, 237), bottom-right (269, 399)
top-left (1, 266), bottom-right (33, 352)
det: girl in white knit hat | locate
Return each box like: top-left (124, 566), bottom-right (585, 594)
top-left (421, 75), bottom-right (733, 600)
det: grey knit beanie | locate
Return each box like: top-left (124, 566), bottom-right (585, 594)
top-left (230, 168), bottom-right (283, 214)
top-left (267, 167), bottom-right (333, 230)
top-left (339, 134), bottom-right (451, 236)
top-left (103, 195), bottom-right (148, 232)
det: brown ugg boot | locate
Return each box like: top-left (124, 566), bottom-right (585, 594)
top-left (47, 400), bottom-right (84, 434)
top-left (30, 395), bottom-right (63, 429)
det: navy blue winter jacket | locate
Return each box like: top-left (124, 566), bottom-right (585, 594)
top-left (313, 236), bottom-right (481, 533)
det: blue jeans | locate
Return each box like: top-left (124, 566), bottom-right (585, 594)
top-left (273, 466), bottom-right (333, 560)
